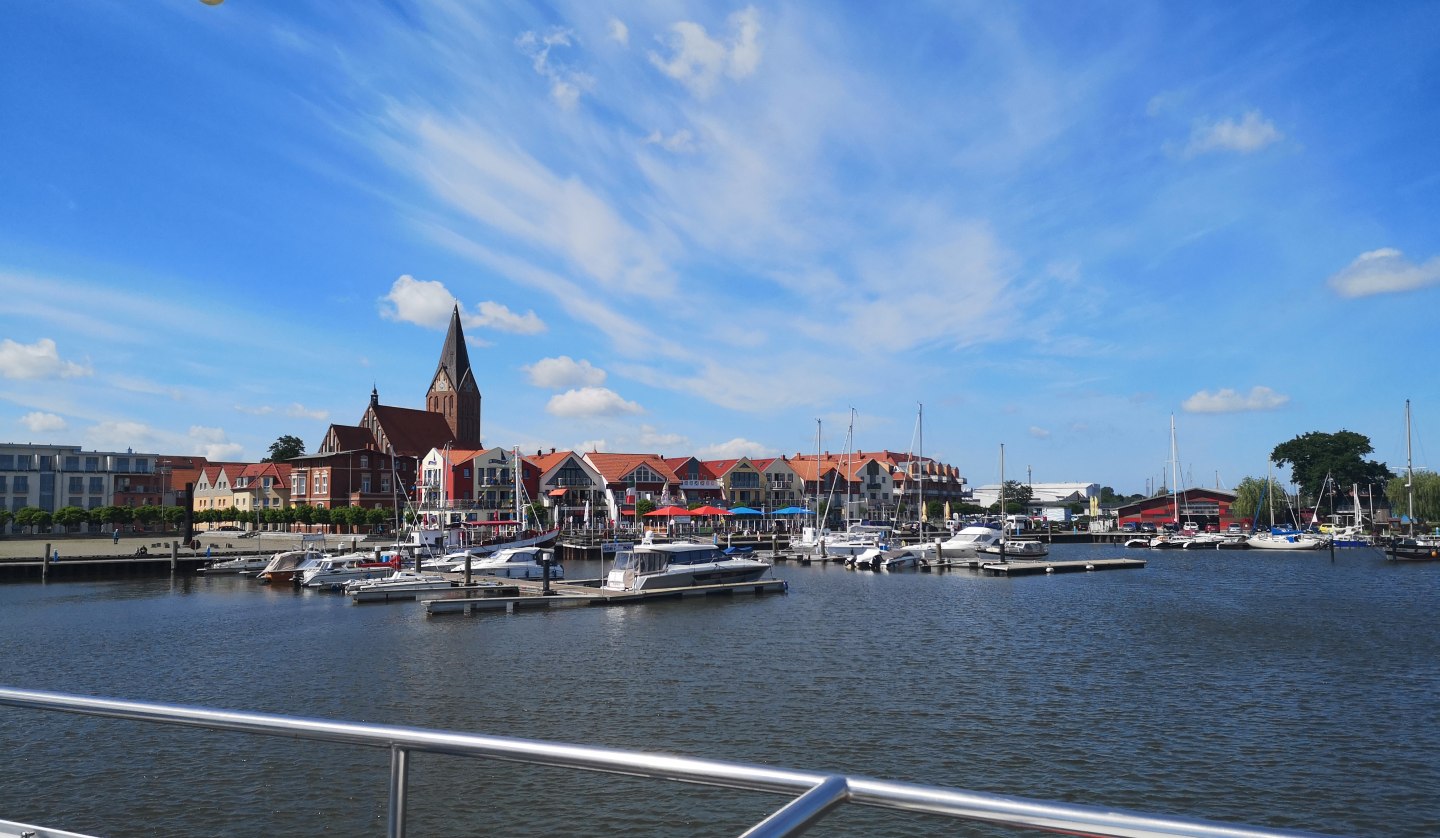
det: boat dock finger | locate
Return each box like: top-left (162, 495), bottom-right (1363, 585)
top-left (424, 576), bottom-right (788, 615)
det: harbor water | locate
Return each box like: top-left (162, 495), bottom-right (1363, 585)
top-left (1, 544), bottom-right (1437, 836)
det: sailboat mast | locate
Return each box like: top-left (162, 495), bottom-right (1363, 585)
top-left (916, 402), bottom-right (924, 529)
top-left (999, 443), bottom-right (1007, 561)
top-left (1406, 398), bottom-right (1414, 536)
top-left (814, 419), bottom-right (822, 529)
top-left (1169, 414), bottom-right (1180, 527)
top-left (512, 447), bottom-right (522, 529)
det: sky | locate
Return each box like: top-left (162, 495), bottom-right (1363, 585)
top-left (1, 1), bottom-right (1437, 494)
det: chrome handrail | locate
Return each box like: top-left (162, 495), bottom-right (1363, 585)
top-left (0, 687), bottom-right (1340, 838)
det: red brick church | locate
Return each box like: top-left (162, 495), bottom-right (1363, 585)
top-left (289, 305), bottom-right (482, 511)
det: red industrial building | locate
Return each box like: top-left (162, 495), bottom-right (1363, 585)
top-left (1115, 488), bottom-right (1244, 530)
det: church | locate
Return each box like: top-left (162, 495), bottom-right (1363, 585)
top-left (287, 305), bottom-right (482, 512)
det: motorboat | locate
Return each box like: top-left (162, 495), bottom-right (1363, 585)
top-left (344, 569), bottom-right (455, 601)
top-left (467, 546), bottom-right (564, 580)
top-left (1387, 535), bottom-right (1440, 562)
top-left (199, 555), bottom-right (270, 575)
top-left (849, 546), bottom-right (922, 571)
top-left (911, 524), bottom-right (1003, 560)
top-left (257, 548), bottom-right (328, 585)
top-left (604, 541), bottom-right (772, 592)
top-left (421, 549), bottom-right (481, 573)
top-left (300, 554), bottom-right (400, 589)
top-left (821, 524), bottom-right (891, 558)
top-left (978, 539), bottom-right (1049, 559)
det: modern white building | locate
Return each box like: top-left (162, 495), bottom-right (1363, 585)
top-left (969, 481), bottom-right (1101, 522)
top-left (0, 443), bottom-right (161, 530)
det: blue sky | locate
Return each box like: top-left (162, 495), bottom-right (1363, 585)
top-left (2, 1), bottom-right (1437, 493)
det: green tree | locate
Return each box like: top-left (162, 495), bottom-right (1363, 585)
top-left (635, 499), bottom-right (656, 518)
top-left (1232, 475), bottom-right (1292, 528)
top-left (294, 504), bottom-right (315, 528)
top-left (925, 499), bottom-right (944, 522)
top-left (0, 509), bottom-right (12, 532)
top-left (1386, 471), bottom-right (1440, 526)
top-left (54, 506), bottom-right (88, 531)
top-left (265, 435), bottom-right (306, 463)
top-left (366, 507), bottom-right (390, 532)
top-left (1271, 431), bottom-right (1393, 505)
top-left (993, 480), bottom-right (1033, 514)
top-left (133, 505), bottom-right (162, 531)
top-left (15, 506), bottom-right (52, 533)
top-left (161, 506), bottom-right (185, 529)
top-left (312, 505), bottom-right (331, 532)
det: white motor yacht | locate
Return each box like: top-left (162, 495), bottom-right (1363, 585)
top-left (911, 525), bottom-right (1004, 560)
top-left (300, 554), bottom-right (399, 589)
top-left (978, 539), bottom-right (1049, 559)
top-left (604, 542), bottom-right (772, 592)
top-left (821, 524), bottom-right (891, 558)
top-left (468, 546), bottom-right (564, 580)
top-left (344, 569), bottom-right (455, 601)
top-left (849, 546), bottom-right (922, 571)
top-left (199, 555), bottom-right (271, 575)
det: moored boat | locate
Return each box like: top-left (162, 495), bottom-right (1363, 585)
top-left (604, 541), bottom-right (772, 592)
top-left (300, 554), bottom-right (400, 589)
top-left (467, 546), bottom-right (563, 580)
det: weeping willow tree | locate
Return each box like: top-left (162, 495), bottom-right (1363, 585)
top-left (1231, 475), bottom-right (1294, 527)
top-left (1386, 471), bottom-right (1440, 525)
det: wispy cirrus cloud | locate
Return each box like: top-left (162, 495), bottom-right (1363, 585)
top-left (1327, 248), bottom-right (1440, 298)
top-left (1182, 386), bottom-right (1289, 414)
top-left (516, 28), bottom-right (595, 110)
top-left (695, 437), bottom-right (775, 459)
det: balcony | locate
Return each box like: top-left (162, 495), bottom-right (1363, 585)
top-left (679, 479), bottom-right (720, 489)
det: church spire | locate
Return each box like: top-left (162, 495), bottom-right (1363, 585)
top-left (435, 303), bottom-right (473, 388)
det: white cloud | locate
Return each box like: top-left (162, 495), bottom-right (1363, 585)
top-left (380, 275), bottom-right (454, 328)
top-left (110, 374), bottom-right (182, 400)
top-left (81, 421), bottom-right (246, 461)
top-left (0, 338), bottom-right (92, 380)
top-left (1327, 248), bottom-right (1440, 298)
top-left (648, 6), bottom-right (762, 98)
top-left (234, 404), bottom-right (275, 416)
top-left (608, 18), bottom-right (629, 46)
top-left (19, 412), bottom-right (67, 433)
top-left (472, 300), bottom-right (545, 334)
top-left (546, 387), bottom-right (644, 418)
top-left (380, 275), bottom-right (545, 334)
top-left (516, 28), bottom-right (595, 110)
top-left (696, 437), bottom-right (776, 460)
top-left (643, 128), bottom-right (698, 154)
top-left (1028, 426), bottom-right (1051, 439)
top-left (525, 356), bottom-right (606, 389)
top-left (1183, 110), bottom-right (1282, 156)
top-left (285, 403), bottom-right (330, 421)
top-left (637, 424), bottom-right (688, 451)
top-left (1182, 386), bottom-right (1289, 414)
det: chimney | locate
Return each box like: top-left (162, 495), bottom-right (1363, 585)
top-left (550, 447), bottom-right (556, 454)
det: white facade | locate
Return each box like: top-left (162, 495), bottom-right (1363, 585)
top-left (0, 443), bottom-right (158, 529)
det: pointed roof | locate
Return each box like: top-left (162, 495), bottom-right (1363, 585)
top-left (435, 304), bottom-right (474, 390)
top-left (585, 452), bottom-right (679, 485)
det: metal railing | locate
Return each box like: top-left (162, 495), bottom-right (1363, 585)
top-left (0, 687), bottom-right (1339, 838)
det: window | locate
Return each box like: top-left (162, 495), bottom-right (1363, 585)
top-left (88, 497), bottom-right (102, 509)
top-left (89, 477), bottom-right (103, 494)
top-left (0, 476), bottom-right (6, 492)
top-left (263, 476), bottom-right (272, 489)
top-left (85, 457), bottom-right (99, 472)
top-left (360, 455), bottom-right (369, 469)
top-left (39, 456), bottom-right (53, 472)
top-left (64, 456), bottom-right (79, 470)
top-left (361, 474), bottom-right (372, 493)
top-left (68, 496), bottom-right (82, 508)
top-left (381, 475), bottom-right (391, 493)
top-left (294, 475), bottom-right (307, 496)
top-left (116, 457), bottom-right (130, 472)
top-left (463, 467), bottom-right (471, 478)
top-left (68, 477), bottom-right (83, 493)
top-left (13, 476), bottom-right (28, 493)
top-left (0, 454), bottom-right (13, 469)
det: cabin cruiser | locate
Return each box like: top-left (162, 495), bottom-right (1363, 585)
top-left (604, 541), bottom-right (772, 592)
top-left (822, 524), bottom-right (891, 558)
top-left (199, 555), bottom-right (271, 575)
top-left (257, 548), bottom-right (328, 585)
top-left (911, 524), bottom-right (1004, 560)
top-left (467, 546), bottom-right (564, 580)
top-left (978, 539), bottom-right (1049, 559)
top-left (300, 554), bottom-right (399, 589)
top-left (343, 569), bottom-right (455, 598)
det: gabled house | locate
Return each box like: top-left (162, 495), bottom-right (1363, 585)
top-left (753, 457), bottom-right (802, 510)
top-left (664, 456), bottom-right (724, 505)
top-left (583, 453), bottom-right (679, 526)
top-left (530, 449), bottom-right (605, 529)
top-left (233, 462), bottom-right (292, 527)
top-left (702, 458), bottom-right (765, 508)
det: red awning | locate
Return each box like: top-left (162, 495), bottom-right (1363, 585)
top-left (547, 489), bottom-right (567, 497)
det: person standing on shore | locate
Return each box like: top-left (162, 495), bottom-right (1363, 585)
top-left (113, 529), bottom-right (120, 545)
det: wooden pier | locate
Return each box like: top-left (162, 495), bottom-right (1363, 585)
top-left (979, 557), bottom-right (1146, 576)
top-left (424, 576), bottom-right (788, 616)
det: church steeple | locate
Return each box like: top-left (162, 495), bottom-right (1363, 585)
top-left (425, 303), bottom-right (482, 447)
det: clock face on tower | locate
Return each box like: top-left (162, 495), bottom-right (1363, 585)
top-left (433, 375), bottom-right (449, 392)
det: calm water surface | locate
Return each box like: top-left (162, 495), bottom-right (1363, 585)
top-left (1, 544), bottom-right (1438, 836)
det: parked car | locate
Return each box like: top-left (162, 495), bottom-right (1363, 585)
top-left (1121, 522), bottom-right (1138, 532)
top-left (1140, 522), bottom-right (1158, 533)
top-left (1226, 523), bottom-right (1244, 534)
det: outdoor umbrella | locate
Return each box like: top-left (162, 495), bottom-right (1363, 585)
top-left (688, 505), bottom-right (733, 516)
top-left (644, 505), bottom-right (689, 517)
top-left (728, 507), bottom-right (763, 515)
top-left (771, 506), bottom-right (810, 515)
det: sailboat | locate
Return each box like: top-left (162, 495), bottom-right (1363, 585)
top-left (1246, 458), bottom-right (1328, 551)
top-left (1389, 399), bottom-right (1439, 562)
top-left (978, 443), bottom-right (1048, 560)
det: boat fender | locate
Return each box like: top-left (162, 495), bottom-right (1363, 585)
top-left (1085, 564), bottom-right (1095, 571)
top-left (1045, 567), bottom-right (1054, 573)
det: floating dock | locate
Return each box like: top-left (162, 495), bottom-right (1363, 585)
top-left (979, 557), bottom-right (1146, 576)
top-left (424, 576), bottom-right (788, 616)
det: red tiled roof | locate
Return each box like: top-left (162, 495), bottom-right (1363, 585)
top-left (327, 425), bottom-right (377, 452)
top-left (585, 453), bottom-right (678, 484)
top-left (372, 404), bottom-right (456, 457)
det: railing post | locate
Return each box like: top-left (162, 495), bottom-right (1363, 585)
top-left (388, 744), bottom-right (410, 838)
top-left (739, 775), bottom-right (849, 838)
